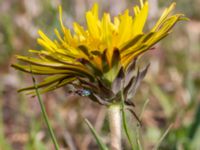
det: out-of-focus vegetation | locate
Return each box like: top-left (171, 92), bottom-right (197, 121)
top-left (0, 0), bottom-right (199, 149)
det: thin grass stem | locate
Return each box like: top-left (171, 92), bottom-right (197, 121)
top-left (32, 75), bottom-right (60, 150)
top-left (153, 124), bottom-right (173, 150)
top-left (84, 119), bottom-right (108, 150)
top-left (121, 89), bottom-right (135, 150)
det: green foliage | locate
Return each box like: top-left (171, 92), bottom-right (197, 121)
top-left (84, 119), bottom-right (109, 150)
top-left (25, 121), bottom-right (46, 150)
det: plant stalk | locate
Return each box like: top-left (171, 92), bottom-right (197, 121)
top-left (32, 76), bottom-right (60, 150)
top-left (108, 104), bottom-right (121, 150)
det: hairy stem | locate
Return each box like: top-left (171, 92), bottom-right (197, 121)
top-left (108, 104), bottom-right (121, 150)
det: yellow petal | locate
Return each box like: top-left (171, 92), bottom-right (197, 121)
top-left (59, 6), bottom-right (65, 32)
top-left (73, 22), bottom-right (87, 41)
top-left (38, 30), bottom-right (58, 50)
top-left (151, 3), bottom-right (176, 32)
top-left (86, 4), bottom-right (100, 39)
top-left (132, 1), bottom-right (149, 37)
top-left (101, 13), bottom-right (112, 46)
top-left (91, 3), bottom-right (99, 20)
top-left (118, 10), bottom-right (133, 45)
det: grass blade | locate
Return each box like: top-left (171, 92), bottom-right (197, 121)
top-left (31, 74), bottom-right (60, 150)
top-left (121, 89), bottom-right (135, 150)
top-left (139, 99), bottom-right (150, 120)
top-left (153, 124), bottom-right (173, 150)
top-left (84, 119), bottom-right (108, 150)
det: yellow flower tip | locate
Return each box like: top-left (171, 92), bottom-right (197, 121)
top-left (139, 0), bottom-right (144, 7)
top-left (139, 0), bottom-right (148, 8)
top-left (182, 16), bottom-right (190, 21)
top-left (28, 49), bottom-right (36, 53)
top-left (58, 5), bottom-right (62, 12)
top-left (37, 29), bottom-right (44, 43)
top-left (38, 30), bottom-right (44, 37)
top-left (37, 38), bottom-right (42, 45)
top-left (171, 2), bottom-right (176, 7)
top-left (37, 30), bottom-right (46, 41)
top-left (54, 28), bottom-right (58, 34)
top-left (168, 3), bottom-right (189, 21)
top-left (38, 30), bottom-right (47, 40)
top-left (168, 2), bottom-right (176, 13)
top-left (144, 1), bottom-right (149, 8)
top-left (15, 55), bottom-right (22, 59)
top-left (58, 5), bottom-right (65, 31)
top-left (91, 3), bottom-right (99, 16)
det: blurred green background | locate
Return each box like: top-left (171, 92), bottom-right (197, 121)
top-left (0, 0), bottom-right (200, 149)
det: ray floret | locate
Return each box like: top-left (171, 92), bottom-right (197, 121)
top-left (12, 0), bottom-right (186, 105)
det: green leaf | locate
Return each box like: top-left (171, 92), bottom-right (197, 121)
top-left (189, 104), bottom-right (200, 139)
top-left (84, 119), bottom-right (108, 150)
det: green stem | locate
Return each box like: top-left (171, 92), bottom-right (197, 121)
top-left (108, 104), bottom-right (121, 150)
top-left (121, 90), bottom-right (135, 150)
top-left (32, 76), bottom-right (60, 150)
top-left (84, 119), bottom-right (108, 150)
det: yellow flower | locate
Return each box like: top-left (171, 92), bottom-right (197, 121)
top-left (12, 0), bottom-right (186, 105)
